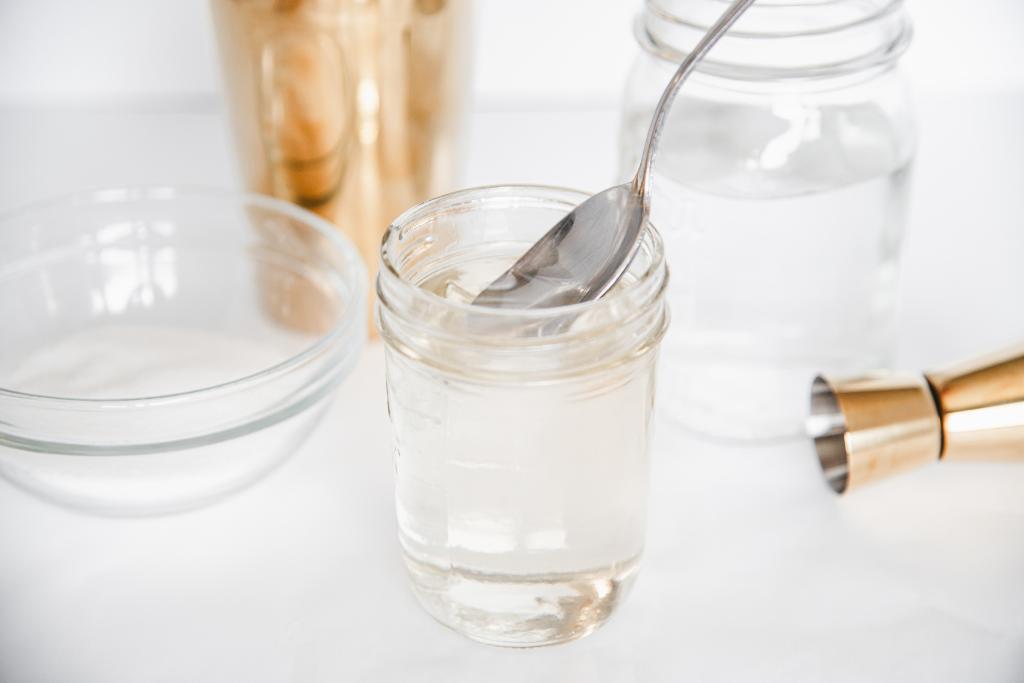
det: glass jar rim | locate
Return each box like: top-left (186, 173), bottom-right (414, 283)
top-left (637, 0), bottom-right (912, 81)
top-left (378, 184), bottom-right (667, 326)
top-left (647, 0), bottom-right (904, 39)
top-left (377, 185), bottom-right (669, 383)
top-left (0, 187), bottom-right (366, 442)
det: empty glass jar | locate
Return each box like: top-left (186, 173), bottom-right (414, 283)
top-left (377, 186), bottom-right (668, 646)
top-left (620, 0), bottom-right (915, 439)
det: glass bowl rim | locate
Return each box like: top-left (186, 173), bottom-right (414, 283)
top-left (0, 185), bottom-right (367, 409)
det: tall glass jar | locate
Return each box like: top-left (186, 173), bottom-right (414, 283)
top-left (377, 186), bottom-right (668, 646)
top-left (620, 0), bottom-right (915, 439)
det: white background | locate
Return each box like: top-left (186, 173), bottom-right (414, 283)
top-left (1, 2), bottom-right (1023, 682)
top-left (1, 0), bottom-right (1024, 106)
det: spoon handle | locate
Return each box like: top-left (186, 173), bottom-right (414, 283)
top-left (632, 0), bottom-right (757, 199)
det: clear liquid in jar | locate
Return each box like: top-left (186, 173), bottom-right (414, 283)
top-left (385, 258), bottom-right (656, 646)
top-left (621, 95), bottom-right (910, 439)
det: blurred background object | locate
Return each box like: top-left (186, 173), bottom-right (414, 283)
top-left (620, 0), bottom-right (916, 440)
top-left (210, 0), bottom-right (470, 326)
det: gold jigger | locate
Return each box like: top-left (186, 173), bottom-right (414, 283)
top-left (211, 0), bottom-right (471, 335)
top-left (810, 343), bottom-right (1024, 493)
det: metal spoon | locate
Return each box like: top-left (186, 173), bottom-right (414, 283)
top-left (473, 0), bottom-right (757, 309)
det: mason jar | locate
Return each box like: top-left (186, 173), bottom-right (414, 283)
top-left (377, 186), bottom-right (669, 646)
top-left (620, 0), bottom-right (915, 439)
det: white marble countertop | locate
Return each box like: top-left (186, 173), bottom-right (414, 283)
top-left (1, 95), bottom-right (1023, 682)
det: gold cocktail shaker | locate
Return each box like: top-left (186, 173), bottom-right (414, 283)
top-left (810, 343), bottom-right (1024, 493)
top-left (211, 0), bottom-right (470, 329)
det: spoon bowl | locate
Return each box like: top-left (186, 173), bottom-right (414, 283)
top-left (472, 184), bottom-right (644, 309)
top-left (473, 0), bottom-right (756, 310)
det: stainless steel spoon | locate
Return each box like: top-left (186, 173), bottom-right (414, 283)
top-left (473, 0), bottom-right (757, 309)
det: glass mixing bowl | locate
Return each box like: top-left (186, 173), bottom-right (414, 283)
top-left (0, 188), bottom-right (366, 515)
